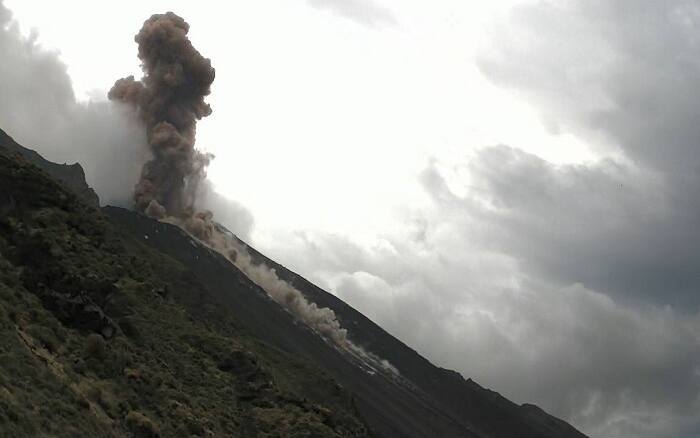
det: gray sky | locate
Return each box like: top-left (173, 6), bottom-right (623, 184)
top-left (2, 1), bottom-right (699, 437)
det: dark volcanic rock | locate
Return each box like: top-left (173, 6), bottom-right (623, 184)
top-left (41, 290), bottom-right (119, 338)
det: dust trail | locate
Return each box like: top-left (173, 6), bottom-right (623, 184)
top-left (177, 213), bottom-right (400, 376)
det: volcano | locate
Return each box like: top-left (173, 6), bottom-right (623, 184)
top-left (0, 127), bottom-right (587, 437)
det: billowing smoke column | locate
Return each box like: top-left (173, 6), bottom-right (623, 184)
top-left (108, 12), bottom-right (214, 218)
top-left (112, 12), bottom-right (397, 377)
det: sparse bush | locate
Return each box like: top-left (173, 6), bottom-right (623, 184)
top-left (27, 324), bottom-right (60, 353)
top-left (86, 385), bottom-right (102, 402)
top-left (118, 316), bottom-right (139, 339)
top-left (84, 333), bottom-right (106, 359)
top-left (87, 384), bottom-right (120, 419)
top-left (125, 410), bottom-right (160, 437)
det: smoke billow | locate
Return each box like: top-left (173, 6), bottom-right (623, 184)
top-left (109, 12), bottom-right (215, 217)
top-left (114, 12), bottom-right (396, 375)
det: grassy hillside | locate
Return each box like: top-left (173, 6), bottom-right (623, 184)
top-left (0, 146), bottom-right (370, 437)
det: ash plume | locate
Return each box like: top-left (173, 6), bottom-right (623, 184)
top-left (109, 12), bottom-right (215, 217)
top-left (112, 12), bottom-right (397, 375)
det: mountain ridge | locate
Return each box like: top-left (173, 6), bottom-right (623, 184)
top-left (0, 129), bottom-right (99, 207)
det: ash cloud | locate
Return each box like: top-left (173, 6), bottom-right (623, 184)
top-left (0, 2), bottom-right (253, 241)
top-left (109, 12), bottom-right (215, 217)
top-left (112, 11), bottom-right (394, 374)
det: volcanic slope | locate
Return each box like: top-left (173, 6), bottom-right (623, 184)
top-left (0, 127), bottom-right (587, 438)
top-left (0, 130), bottom-right (370, 437)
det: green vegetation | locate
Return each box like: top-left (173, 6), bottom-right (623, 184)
top-left (0, 149), bottom-right (370, 437)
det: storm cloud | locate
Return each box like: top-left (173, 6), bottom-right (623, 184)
top-left (474, 0), bottom-right (700, 311)
top-left (258, 1), bottom-right (700, 437)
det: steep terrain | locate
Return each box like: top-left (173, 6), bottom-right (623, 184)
top-left (106, 208), bottom-right (586, 438)
top-left (0, 130), bottom-right (99, 207)
top-left (0, 127), bottom-right (588, 437)
top-left (0, 132), bottom-right (369, 437)
top-left (239, 241), bottom-right (588, 438)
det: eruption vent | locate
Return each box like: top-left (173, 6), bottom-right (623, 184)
top-left (109, 12), bottom-right (215, 217)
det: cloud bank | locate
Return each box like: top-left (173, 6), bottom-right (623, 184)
top-left (258, 1), bottom-right (700, 437)
top-left (307, 0), bottom-right (396, 28)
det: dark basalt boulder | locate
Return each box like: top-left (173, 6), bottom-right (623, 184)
top-left (41, 290), bottom-right (119, 338)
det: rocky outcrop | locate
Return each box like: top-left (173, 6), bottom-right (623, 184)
top-left (0, 128), bottom-right (99, 207)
